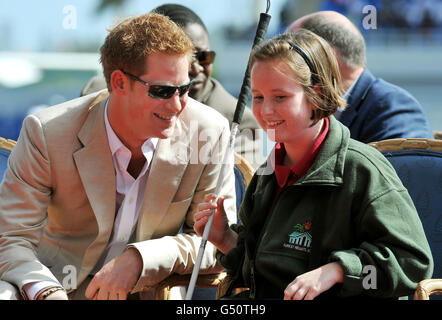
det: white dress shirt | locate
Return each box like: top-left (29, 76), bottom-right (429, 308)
top-left (92, 99), bottom-right (158, 273)
top-left (25, 99), bottom-right (158, 299)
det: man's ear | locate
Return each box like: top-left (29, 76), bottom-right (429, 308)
top-left (110, 70), bottom-right (127, 95)
top-left (331, 47), bottom-right (347, 72)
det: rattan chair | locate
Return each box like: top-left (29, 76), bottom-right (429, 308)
top-left (369, 138), bottom-right (442, 300)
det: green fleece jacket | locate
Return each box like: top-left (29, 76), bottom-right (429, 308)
top-left (218, 116), bottom-right (433, 300)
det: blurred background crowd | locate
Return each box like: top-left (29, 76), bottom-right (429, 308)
top-left (1, 0), bottom-right (441, 143)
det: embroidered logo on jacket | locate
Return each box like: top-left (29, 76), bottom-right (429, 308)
top-left (283, 221), bottom-right (312, 253)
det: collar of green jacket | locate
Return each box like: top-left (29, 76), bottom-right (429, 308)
top-left (257, 115), bottom-right (349, 187)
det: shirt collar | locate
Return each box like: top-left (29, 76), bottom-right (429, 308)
top-left (104, 98), bottom-right (159, 158)
top-left (335, 74), bottom-right (360, 120)
top-left (272, 117), bottom-right (329, 188)
top-left (343, 74), bottom-right (360, 100)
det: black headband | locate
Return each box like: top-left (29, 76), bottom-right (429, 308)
top-left (286, 40), bottom-right (319, 86)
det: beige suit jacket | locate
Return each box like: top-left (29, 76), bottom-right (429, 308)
top-left (0, 91), bottom-right (236, 296)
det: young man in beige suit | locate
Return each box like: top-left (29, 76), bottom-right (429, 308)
top-left (0, 13), bottom-right (236, 300)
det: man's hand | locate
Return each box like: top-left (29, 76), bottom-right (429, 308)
top-left (283, 262), bottom-right (344, 300)
top-left (85, 247), bottom-right (143, 300)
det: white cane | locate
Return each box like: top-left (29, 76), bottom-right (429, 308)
top-left (185, 0), bottom-right (272, 300)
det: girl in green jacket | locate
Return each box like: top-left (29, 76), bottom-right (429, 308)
top-left (194, 29), bottom-right (433, 300)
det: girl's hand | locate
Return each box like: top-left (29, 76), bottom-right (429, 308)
top-left (194, 193), bottom-right (237, 254)
top-left (283, 262), bottom-right (344, 300)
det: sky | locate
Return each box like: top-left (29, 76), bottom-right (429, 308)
top-left (0, 0), bottom-right (288, 52)
top-left (1, 0), bottom-right (441, 133)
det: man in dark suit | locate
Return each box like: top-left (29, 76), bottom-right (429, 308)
top-left (287, 11), bottom-right (434, 143)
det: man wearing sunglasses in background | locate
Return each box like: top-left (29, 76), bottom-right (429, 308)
top-left (81, 4), bottom-right (265, 169)
top-left (0, 13), bottom-right (236, 300)
top-left (154, 4), bottom-right (265, 169)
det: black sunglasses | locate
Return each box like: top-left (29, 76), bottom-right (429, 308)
top-left (194, 50), bottom-right (216, 66)
top-left (121, 70), bottom-right (193, 99)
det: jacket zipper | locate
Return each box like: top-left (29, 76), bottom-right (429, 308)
top-left (249, 186), bottom-right (293, 299)
top-left (250, 260), bottom-right (256, 299)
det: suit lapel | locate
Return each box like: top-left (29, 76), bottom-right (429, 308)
top-left (73, 93), bottom-right (116, 276)
top-left (136, 115), bottom-right (190, 241)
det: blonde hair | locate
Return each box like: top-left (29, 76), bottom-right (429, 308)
top-left (100, 13), bottom-right (194, 91)
top-left (250, 29), bottom-right (346, 125)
